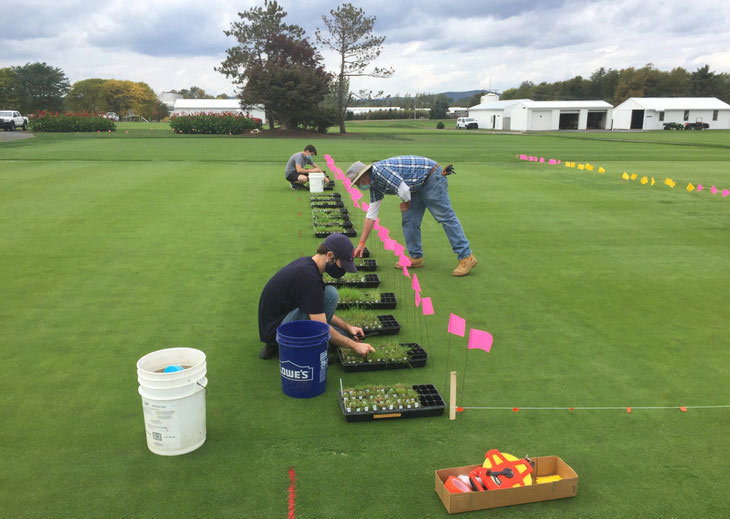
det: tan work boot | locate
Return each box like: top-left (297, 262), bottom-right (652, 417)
top-left (395, 256), bottom-right (423, 269)
top-left (452, 254), bottom-right (477, 276)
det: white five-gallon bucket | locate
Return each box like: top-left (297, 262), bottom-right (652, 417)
top-left (136, 347), bottom-right (208, 456)
top-left (309, 172), bottom-right (325, 193)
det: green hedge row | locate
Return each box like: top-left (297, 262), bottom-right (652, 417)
top-left (169, 113), bottom-right (261, 134)
top-left (30, 113), bottom-right (116, 132)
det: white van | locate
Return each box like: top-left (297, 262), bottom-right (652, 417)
top-left (456, 117), bottom-right (478, 129)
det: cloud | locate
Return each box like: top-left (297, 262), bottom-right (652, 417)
top-left (1, 0), bottom-right (729, 97)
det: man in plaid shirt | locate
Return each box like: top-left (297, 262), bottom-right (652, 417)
top-left (345, 156), bottom-right (477, 276)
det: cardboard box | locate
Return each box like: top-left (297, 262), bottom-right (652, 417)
top-left (435, 456), bottom-right (578, 514)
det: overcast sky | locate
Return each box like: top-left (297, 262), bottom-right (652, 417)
top-left (3, 0), bottom-right (730, 99)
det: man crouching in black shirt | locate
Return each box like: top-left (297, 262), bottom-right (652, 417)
top-left (257, 233), bottom-right (376, 360)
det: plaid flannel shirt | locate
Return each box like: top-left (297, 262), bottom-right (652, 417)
top-left (369, 156), bottom-right (437, 203)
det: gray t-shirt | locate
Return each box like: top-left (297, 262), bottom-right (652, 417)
top-left (285, 152), bottom-right (313, 177)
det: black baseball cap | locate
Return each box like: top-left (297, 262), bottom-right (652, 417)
top-left (323, 233), bottom-right (357, 272)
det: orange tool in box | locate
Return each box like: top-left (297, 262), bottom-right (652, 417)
top-left (469, 449), bottom-right (533, 491)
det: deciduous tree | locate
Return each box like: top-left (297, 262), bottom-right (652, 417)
top-left (12, 62), bottom-right (69, 113)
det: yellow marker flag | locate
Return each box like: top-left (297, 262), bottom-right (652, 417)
top-left (578, 164), bottom-right (585, 170)
top-left (640, 176), bottom-right (648, 185)
top-left (622, 172), bottom-right (630, 180)
top-left (630, 173), bottom-right (637, 180)
top-left (598, 167), bottom-right (605, 174)
top-left (687, 183), bottom-right (695, 192)
top-left (665, 177), bottom-right (676, 188)
top-left (651, 177), bottom-right (655, 186)
top-left (585, 164), bottom-right (594, 171)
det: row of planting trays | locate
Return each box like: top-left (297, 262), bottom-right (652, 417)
top-left (313, 187), bottom-right (445, 421)
top-left (311, 193), bottom-right (356, 237)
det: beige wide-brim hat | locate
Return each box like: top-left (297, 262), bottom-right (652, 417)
top-left (345, 161), bottom-right (373, 185)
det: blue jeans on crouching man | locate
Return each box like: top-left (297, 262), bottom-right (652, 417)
top-left (400, 168), bottom-right (471, 260)
top-left (280, 286), bottom-right (347, 344)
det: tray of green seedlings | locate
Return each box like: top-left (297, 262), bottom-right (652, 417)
top-left (312, 207), bottom-right (349, 217)
top-left (338, 339), bottom-right (427, 372)
top-left (323, 272), bottom-right (380, 288)
top-left (312, 213), bottom-right (353, 228)
top-left (335, 309), bottom-right (400, 336)
top-left (324, 179), bottom-right (335, 190)
top-left (310, 192), bottom-right (341, 200)
top-left (314, 226), bottom-right (357, 238)
top-left (336, 287), bottom-right (396, 310)
top-left (311, 200), bottom-right (344, 208)
top-left (355, 259), bottom-right (377, 271)
top-left (340, 383), bottom-right (445, 422)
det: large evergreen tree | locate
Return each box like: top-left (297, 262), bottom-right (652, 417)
top-left (217, 0), bottom-right (330, 130)
top-left (315, 3), bottom-right (393, 133)
top-left (12, 62), bottom-right (69, 113)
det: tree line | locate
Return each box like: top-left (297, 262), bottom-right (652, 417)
top-left (0, 62), bottom-right (169, 120)
top-left (500, 64), bottom-right (730, 106)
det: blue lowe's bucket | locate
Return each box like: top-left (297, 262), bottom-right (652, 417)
top-left (276, 320), bottom-right (330, 398)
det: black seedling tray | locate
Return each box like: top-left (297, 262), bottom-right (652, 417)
top-left (363, 314), bottom-right (400, 336)
top-left (314, 228), bottom-right (357, 238)
top-left (340, 384), bottom-right (445, 422)
top-left (324, 180), bottom-right (335, 191)
top-left (355, 259), bottom-right (377, 271)
top-left (312, 218), bottom-right (353, 228)
top-left (311, 201), bottom-right (344, 208)
top-left (337, 292), bottom-right (396, 310)
top-left (310, 192), bottom-right (341, 201)
top-left (324, 273), bottom-right (380, 288)
top-left (361, 247), bottom-right (370, 258)
top-left (338, 343), bottom-right (427, 372)
top-left (312, 208), bottom-right (349, 216)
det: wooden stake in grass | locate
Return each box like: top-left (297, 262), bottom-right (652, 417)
top-left (450, 371), bottom-right (457, 421)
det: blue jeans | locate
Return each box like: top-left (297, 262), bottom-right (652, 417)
top-left (401, 170), bottom-right (471, 260)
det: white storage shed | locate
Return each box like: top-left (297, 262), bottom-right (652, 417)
top-left (508, 100), bottom-right (613, 131)
top-left (468, 97), bottom-right (529, 130)
top-left (172, 99), bottom-right (266, 123)
top-left (611, 97), bottom-right (730, 130)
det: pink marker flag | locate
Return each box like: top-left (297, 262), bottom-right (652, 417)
top-left (399, 254), bottom-right (412, 267)
top-left (467, 328), bottom-right (493, 353)
top-left (353, 200), bottom-right (360, 209)
top-left (373, 220), bottom-right (380, 230)
top-left (448, 313), bottom-right (466, 336)
top-left (519, 154), bottom-right (528, 160)
top-left (415, 290), bottom-right (421, 307)
top-left (548, 159), bottom-right (556, 165)
top-left (343, 178), bottom-right (352, 190)
top-left (384, 238), bottom-right (396, 251)
top-left (379, 225), bottom-right (390, 235)
top-left (539, 157), bottom-right (545, 163)
top-left (697, 184), bottom-right (704, 192)
top-left (378, 228), bottom-right (389, 241)
top-left (350, 189), bottom-right (363, 202)
top-left (412, 273), bottom-right (421, 293)
top-left (393, 243), bottom-right (404, 257)
top-left (557, 160), bottom-right (561, 164)
top-left (361, 202), bottom-right (369, 212)
top-left (723, 189), bottom-right (729, 197)
top-left (402, 264), bottom-right (410, 278)
top-left (711, 186), bottom-right (718, 194)
top-left (421, 297), bottom-right (434, 315)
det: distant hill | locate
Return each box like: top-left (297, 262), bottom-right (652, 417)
top-left (437, 90), bottom-right (487, 104)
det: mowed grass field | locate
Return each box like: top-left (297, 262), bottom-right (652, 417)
top-left (1, 121), bottom-right (728, 518)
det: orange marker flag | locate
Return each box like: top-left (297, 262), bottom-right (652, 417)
top-left (622, 172), bottom-right (630, 180)
top-left (687, 183), bottom-right (695, 192)
top-left (665, 177), bottom-right (676, 188)
top-left (640, 176), bottom-right (648, 185)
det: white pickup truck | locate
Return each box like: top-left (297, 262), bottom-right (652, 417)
top-left (0, 110), bottom-right (29, 131)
